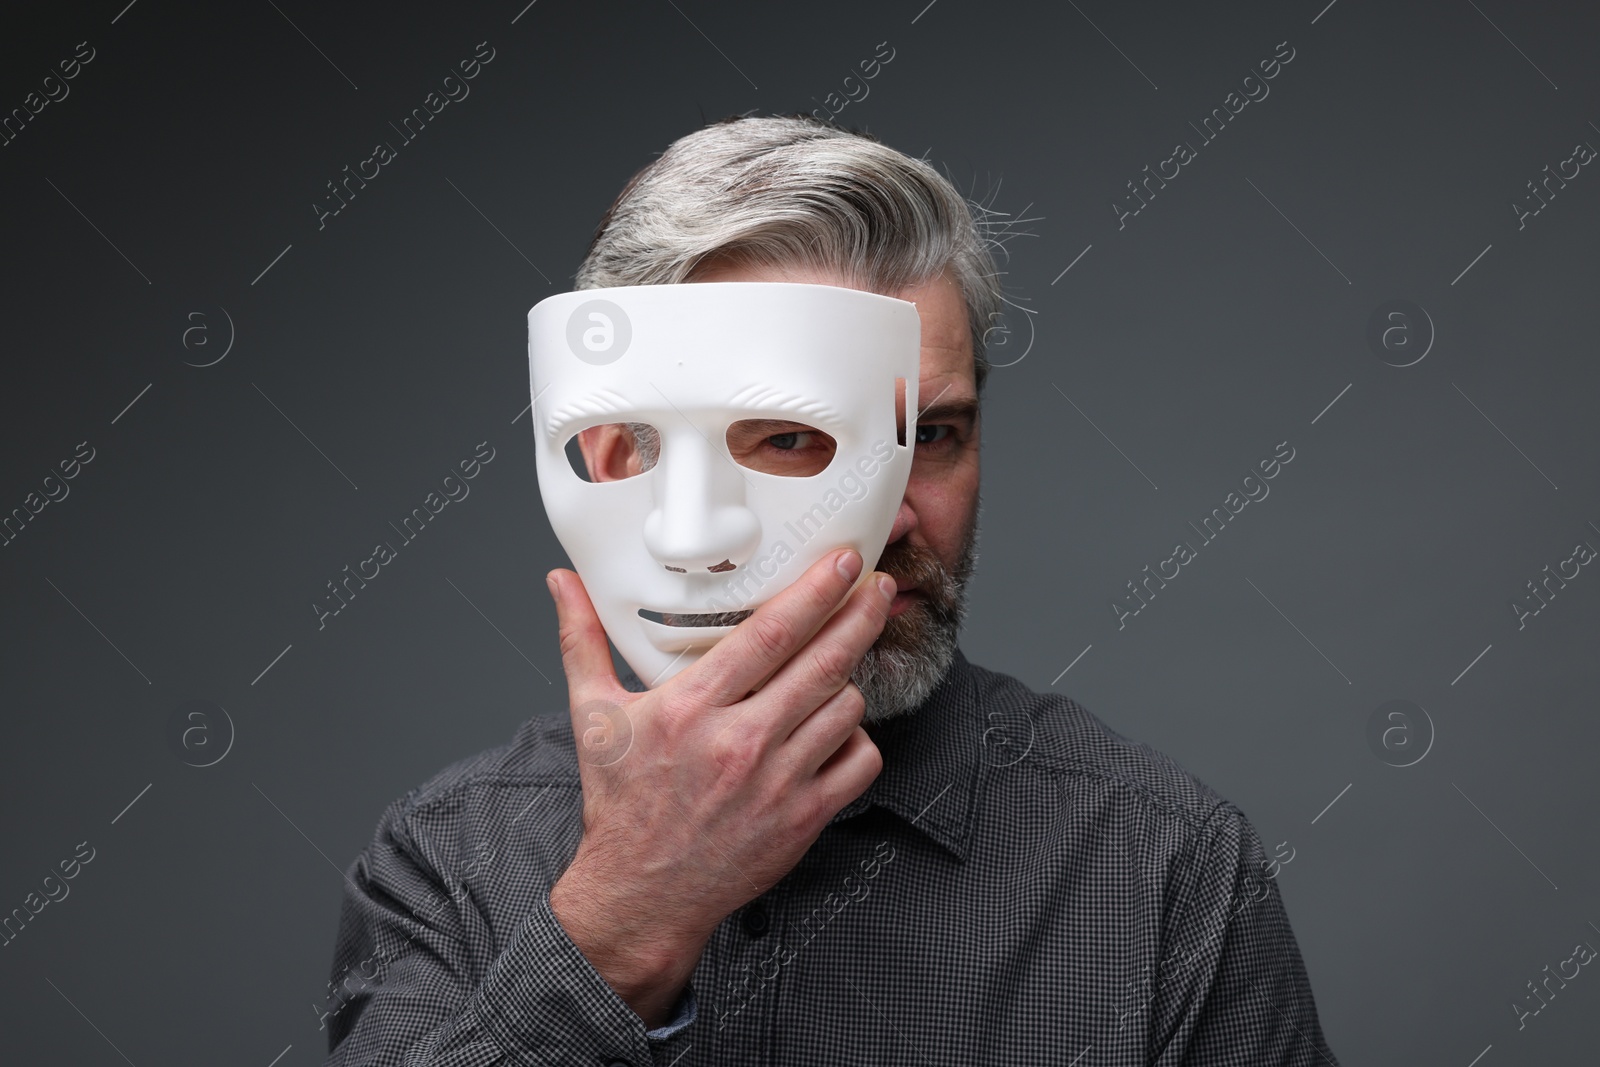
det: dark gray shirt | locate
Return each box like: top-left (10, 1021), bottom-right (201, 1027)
top-left (323, 649), bottom-right (1338, 1065)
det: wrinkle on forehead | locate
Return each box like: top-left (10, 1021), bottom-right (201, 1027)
top-left (546, 384), bottom-right (855, 439)
top-left (728, 382), bottom-right (845, 425)
top-left (544, 388), bottom-right (640, 436)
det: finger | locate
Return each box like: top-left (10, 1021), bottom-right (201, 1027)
top-left (753, 571), bottom-right (895, 736)
top-left (548, 568), bottom-right (622, 711)
top-left (779, 680), bottom-right (866, 778)
top-left (812, 727), bottom-right (883, 809)
top-left (679, 548), bottom-right (868, 708)
top-left (703, 572), bottom-right (890, 760)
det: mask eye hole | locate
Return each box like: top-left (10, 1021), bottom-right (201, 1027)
top-left (725, 419), bottom-right (836, 477)
top-left (565, 423), bottom-right (659, 482)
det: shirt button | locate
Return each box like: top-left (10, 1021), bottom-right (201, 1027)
top-left (740, 902), bottom-right (770, 938)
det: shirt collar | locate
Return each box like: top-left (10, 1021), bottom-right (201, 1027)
top-left (827, 647), bottom-right (982, 863)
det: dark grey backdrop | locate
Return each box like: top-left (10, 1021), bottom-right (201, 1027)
top-left (2, 0), bottom-right (1597, 1063)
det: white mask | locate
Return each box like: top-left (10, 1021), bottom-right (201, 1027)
top-left (527, 282), bottom-right (921, 687)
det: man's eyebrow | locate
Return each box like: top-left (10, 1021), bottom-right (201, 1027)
top-left (729, 417), bottom-right (827, 431)
top-left (914, 398), bottom-right (979, 424)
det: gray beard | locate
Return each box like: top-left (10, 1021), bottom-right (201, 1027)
top-left (852, 498), bottom-right (980, 723)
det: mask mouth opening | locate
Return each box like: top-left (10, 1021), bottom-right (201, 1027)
top-left (638, 607), bottom-right (753, 628)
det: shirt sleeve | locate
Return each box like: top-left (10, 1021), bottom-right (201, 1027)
top-left (1145, 803), bottom-right (1339, 1066)
top-left (321, 791), bottom-right (696, 1065)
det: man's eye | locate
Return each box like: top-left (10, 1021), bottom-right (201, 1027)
top-left (915, 424), bottom-right (952, 445)
top-left (726, 420), bottom-right (836, 477)
top-left (768, 431), bottom-right (813, 450)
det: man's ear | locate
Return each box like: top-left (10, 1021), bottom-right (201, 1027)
top-left (575, 425), bottom-right (642, 482)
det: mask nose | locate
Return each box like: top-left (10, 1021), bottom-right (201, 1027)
top-left (642, 431), bottom-right (762, 572)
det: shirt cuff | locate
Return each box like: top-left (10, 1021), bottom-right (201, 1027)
top-left (470, 888), bottom-right (657, 1064)
top-left (645, 982), bottom-right (697, 1040)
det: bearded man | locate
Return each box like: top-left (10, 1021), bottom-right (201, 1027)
top-left (324, 113), bottom-right (1338, 1066)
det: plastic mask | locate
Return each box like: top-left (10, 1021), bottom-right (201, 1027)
top-left (527, 282), bottom-right (921, 686)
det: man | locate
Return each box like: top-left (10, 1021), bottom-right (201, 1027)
top-left (324, 114), bottom-right (1339, 1065)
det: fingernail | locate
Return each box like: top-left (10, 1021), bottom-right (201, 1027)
top-left (876, 574), bottom-right (897, 600)
top-left (546, 574), bottom-right (559, 601)
top-left (835, 549), bottom-right (862, 583)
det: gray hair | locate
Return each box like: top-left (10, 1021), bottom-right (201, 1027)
top-left (574, 113), bottom-right (1006, 397)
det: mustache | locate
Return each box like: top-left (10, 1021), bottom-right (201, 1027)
top-left (876, 537), bottom-right (959, 614)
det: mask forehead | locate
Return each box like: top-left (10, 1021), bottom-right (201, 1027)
top-left (528, 282), bottom-right (922, 686)
top-left (532, 283), bottom-right (915, 440)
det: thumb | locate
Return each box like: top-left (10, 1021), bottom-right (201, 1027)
top-left (547, 568), bottom-right (622, 711)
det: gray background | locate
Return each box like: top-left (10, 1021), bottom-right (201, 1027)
top-left (1, 0), bottom-right (1596, 1063)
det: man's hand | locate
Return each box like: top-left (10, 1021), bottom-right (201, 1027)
top-left (545, 548), bottom-right (894, 1029)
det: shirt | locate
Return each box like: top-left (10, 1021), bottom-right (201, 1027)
top-left (322, 648), bottom-right (1339, 1065)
